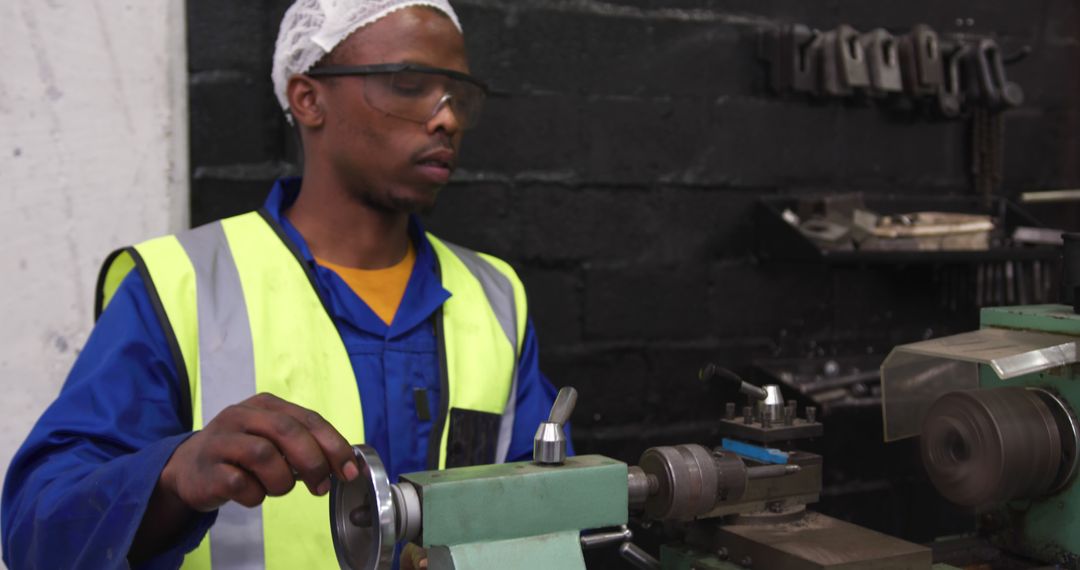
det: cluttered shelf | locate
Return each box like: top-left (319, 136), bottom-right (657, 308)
top-left (756, 193), bottom-right (1062, 264)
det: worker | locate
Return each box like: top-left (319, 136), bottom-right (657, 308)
top-left (1, 0), bottom-right (569, 568)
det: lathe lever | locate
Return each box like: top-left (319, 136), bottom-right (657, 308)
top-left (619, 542), bottom-right (662, 570)
top-left (699, 363), bottom-right (768, 401)
top-left (534, 386), bottom-right (577, 464)
top-left (579, 525), bottom-right (633, 550)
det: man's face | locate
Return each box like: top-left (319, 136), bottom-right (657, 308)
top-left (315, 8), bottom-right (469, 212)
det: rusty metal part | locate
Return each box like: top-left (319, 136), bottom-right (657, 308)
top-left (921, 387), bottom-right (1077, 507)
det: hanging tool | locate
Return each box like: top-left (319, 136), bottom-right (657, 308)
top-left (835, 25), bottom-right (871, 92)
top-left (860, 28), bottom-right (903, 95)
top-left (898, 24), bottom-right (944, 97)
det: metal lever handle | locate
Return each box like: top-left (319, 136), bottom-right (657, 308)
top-left (534, 387), bottom-right (576, 465)
top-left (619, 543), bottom-right (661, 570)
top-left (548, 386), bottom-right (578, 426)
top-left (580, 526), bottom-right (633, 550)
top-left (700, 363), bottom-right (768, 401)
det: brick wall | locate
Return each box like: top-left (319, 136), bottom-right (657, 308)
top-left (188, 0), bottom-right (1080, 546)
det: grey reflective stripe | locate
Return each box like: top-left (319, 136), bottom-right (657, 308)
top-left (176, 223), bottom-right (265, 570)
top-left (441, 242), bottom-right (520, 464)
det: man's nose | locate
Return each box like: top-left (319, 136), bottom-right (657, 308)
top-left (426, 93), bottom-right (462, 137)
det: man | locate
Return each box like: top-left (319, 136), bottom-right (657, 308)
top-left (2, 1), bottom-right (567, 568)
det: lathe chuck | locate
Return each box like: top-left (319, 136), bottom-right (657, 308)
top-left (921, 387), bottom-right (1079, 507)
top-left (638, 444), bottom-right (748, 521)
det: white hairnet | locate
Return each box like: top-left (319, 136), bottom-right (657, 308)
top-left (272, 0), bottom-right (462, 114)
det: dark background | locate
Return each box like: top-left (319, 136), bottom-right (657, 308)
top-left (188, 0), bottom-right (1080, 559)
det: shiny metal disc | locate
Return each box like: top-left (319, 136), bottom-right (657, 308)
top-left (330, 445), bottom-right (396, 570)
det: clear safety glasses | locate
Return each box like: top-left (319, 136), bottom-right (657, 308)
top-left (306, 63), bottom-right (489, 129)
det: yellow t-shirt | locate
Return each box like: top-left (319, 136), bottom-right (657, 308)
top-left (315, 244), bottom-right (416, 325)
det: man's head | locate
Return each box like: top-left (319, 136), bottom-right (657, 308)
top-left (272, 0), bottom-right (480, 212)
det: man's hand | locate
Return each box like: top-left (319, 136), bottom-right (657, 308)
top-left (130, 393), bottom-right (360, 562)
top-left (163, 392), bottom-right (360, 511)
top-left (401, 543), bottom-right (428, 570)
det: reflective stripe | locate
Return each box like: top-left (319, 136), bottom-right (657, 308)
top-left (440, 241), bottom-right (519, 463)
top-left (176, 223), bottom-right (265, 570)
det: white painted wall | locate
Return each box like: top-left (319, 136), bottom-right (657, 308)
top-left (0, 0), bottom-right (189, 556)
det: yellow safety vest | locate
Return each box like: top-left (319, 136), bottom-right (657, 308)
top-left (95, 210), bottom-right (527, 569)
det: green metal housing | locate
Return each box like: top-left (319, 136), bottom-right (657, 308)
top-left (402, 454), bottom-right (628, 549)
top-left (979, 305), bottom-right (1080, 565)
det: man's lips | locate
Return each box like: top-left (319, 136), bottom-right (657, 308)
top-left (415, 147), bottom-right (456, 171)
top-left (414, 147), bottom-right (456, 184)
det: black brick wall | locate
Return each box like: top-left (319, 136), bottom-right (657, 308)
top-left (188, 0), bottom-right (1080, 552)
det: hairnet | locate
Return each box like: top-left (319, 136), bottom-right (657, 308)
top-left (272, 0), bottom-right (462, 114)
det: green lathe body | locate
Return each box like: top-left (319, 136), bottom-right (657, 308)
top-left (978, 305), bottom-right (1080, 565)
top-left (400, 454), bottom-right (628, 570)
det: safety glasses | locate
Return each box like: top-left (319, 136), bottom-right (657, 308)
top-left (306, 63), bottom-right (488, 129)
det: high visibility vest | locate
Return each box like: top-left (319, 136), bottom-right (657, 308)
top-left (95, 209), bottom-right (527, 569)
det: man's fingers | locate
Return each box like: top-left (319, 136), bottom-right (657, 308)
top-left (228, 404), bottom-right (334, 493)
top-left (246, 393), bottom-right (360, 483)
top-left (208, 463), bottom-right (266, 509)
top-left (401, 543), bottom-right (428, 570)
top-left (213, 399), bottom-right (335, 494)
top-left (216, 433), bottom-right (297, 497)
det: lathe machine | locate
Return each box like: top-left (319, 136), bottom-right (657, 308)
top-left (330, 376), bottom-right (940, 569)
top-left (882, 302), bottom-right (1080, 568)
top-left (329, 304), bottom-right (1080, 569)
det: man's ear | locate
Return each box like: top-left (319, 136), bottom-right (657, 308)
top-left (287, 75), bottom-right (325, 128)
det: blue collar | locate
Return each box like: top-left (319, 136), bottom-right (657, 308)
top-left (262, 177), bottom-right (451, 338)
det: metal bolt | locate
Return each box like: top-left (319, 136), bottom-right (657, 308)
top-left (762, 412), bottom-right (772, 429)
top-left (349, 505), bottom-right (372, 527)
top-left (783, 404), bottom-right (794, 426)
top-left (743, 406), bottom-right (752, 425)
top-left (740, 555), bottom-right (753, 568)
top-left (725, 402), bottom-right (736, 420)
top-left (806, 406), bottom-right (817, 423)
top-left (715, 547), bottom-right (729, 560)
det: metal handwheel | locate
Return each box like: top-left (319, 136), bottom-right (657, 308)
top-left (330, 445), bottom-right (396, 570)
